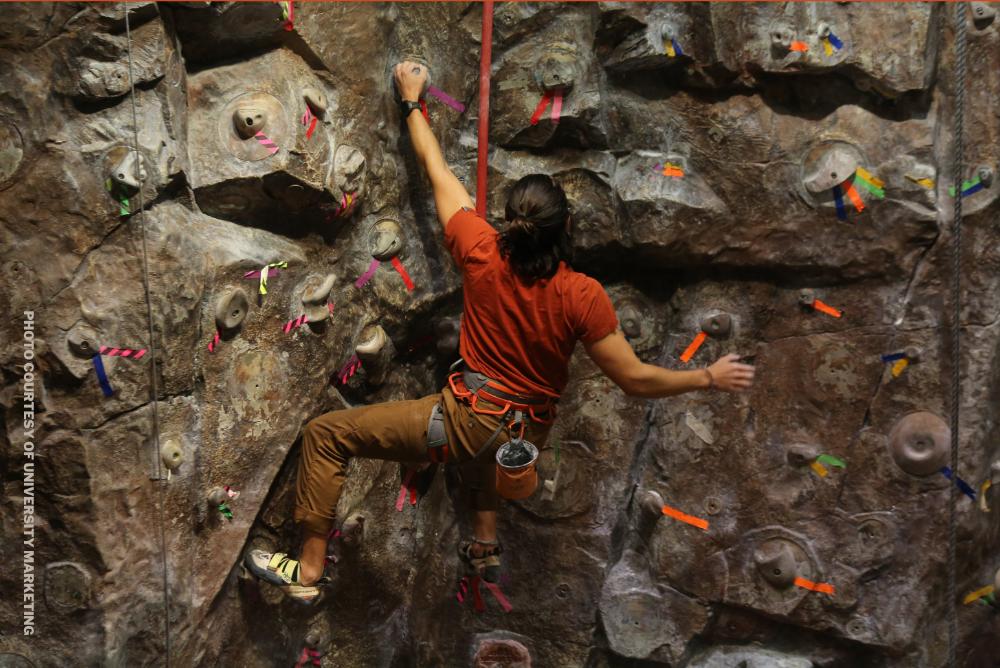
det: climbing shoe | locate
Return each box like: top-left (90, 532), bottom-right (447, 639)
top-left (459, 539), bottom-right (503, 583)
top-left (244, 550), bottom-right (328, 605)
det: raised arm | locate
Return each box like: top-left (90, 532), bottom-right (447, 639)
top-left (584, 330), bottom-right (754, 398)
top-left (394, 61), bottom-right (474, 230)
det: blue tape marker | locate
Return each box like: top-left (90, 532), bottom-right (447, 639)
top-left (961, 181), bottom-right (985, 198)
top-left (940, 466), bottom-right (977, 501)
top-left (832, 185), bottom-right (847, 220)
top-left (881, 352), bottom-right (906, 362)
top-left (92, 354), bottom-right (114, 397)
top-left (673, 39), bottom-right (684, 57)
top-left (828, 33), bottom-right (844, 50)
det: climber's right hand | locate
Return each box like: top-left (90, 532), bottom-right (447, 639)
top-left (394, 61), bottom-right (428, 103)
top-left (707, 353), bottom-right (755, 392)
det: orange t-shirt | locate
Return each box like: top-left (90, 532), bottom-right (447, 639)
top-left (445, 208), bottom-right (618, 399)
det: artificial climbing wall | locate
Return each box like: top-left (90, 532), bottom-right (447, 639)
top-left (1, 2), bottom-right (999, 666)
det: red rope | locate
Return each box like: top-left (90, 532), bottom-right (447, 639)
top-left (475, 0), bottom-right (494, 216)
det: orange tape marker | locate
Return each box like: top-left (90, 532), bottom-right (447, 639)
top-left (812, 299), bottom-right (842, 318)
top-left (680, 331), bottom-right (708, 363)
top-left (790, 41), bottom-right (809, 52)
top-left (843, 181), bottom-right (865, 212)
top-left (794, 576), bottom-right (835, 595)
top-left (661, 504), bottom-right (709, 531)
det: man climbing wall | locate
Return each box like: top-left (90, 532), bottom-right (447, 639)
top-left (243, 61), bottom-right (755, 604)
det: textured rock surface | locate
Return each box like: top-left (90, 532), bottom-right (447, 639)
top-left (1, 2), bottom-right (999, 666)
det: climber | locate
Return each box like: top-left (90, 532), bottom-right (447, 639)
top-left (244, 61), bottom-right (755, 604)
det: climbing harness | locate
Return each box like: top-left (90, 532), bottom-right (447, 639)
top-left (448, 366), bottom-right (556, 424)
top-left (946, 3), bottom-right (969, 665)
top-left (122, 3), bottom-right (171, 663)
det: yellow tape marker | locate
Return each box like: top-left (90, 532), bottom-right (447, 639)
top-left (906, 175), bottom-right (935, 189)
top-left (810, 461), bottom-right (828, 478)
top-left (980, 480), bottom-right (992, 512)
top-left (891, 358), bottom-right (909, 378)
top-left (963, 585), bottom-right (995, 605)
top-left (822, 39), bottom-right (833, 56)
top-left (664, 38), bottom-right (676, 58)
top-left (855, 167), bottom-right (885, 188)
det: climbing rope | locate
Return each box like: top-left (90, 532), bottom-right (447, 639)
top-left (123, 4), bottom-right (172, 663)
top-left (947, 3), bottom-right (968, 666)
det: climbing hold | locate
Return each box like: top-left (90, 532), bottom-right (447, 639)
top-left (369, 218), bottom-right (404, 261)
top-left (976, 165), bottom-right (994, 189)
top-left (786, 443), bottom-right (820, 467)
top-left (684, 412), bottom-right (715, 444)
top-left (355, 323), bottom-right (388, 361)
top-left (67, 324), bottom-right (101, 359)
top-left (971, 2), bottom-right (996, 27)
top-left (109, 149), bottom-right (147, 191)
top-left (233, 107), bottom-right (267, 139)
top-left (797, 289), bottom-right (816, 307)
top-left (769, 20), bottom-right (796, 54)
top-left (802, 145), bottom-right (860, 194)
top-left (887, 411), bottom-right (950, 477)
top-left (302, 87), bottom-right (327, 116)
top-left (44, 561), bottom-right (92, 612)
top-left (160, 439), bottom-right (184, 471)
top-left (215, 288), bottom-right (249, 332)
top-left (618, 303), bottom-right (643, 340)
top-left (0, 120), bottom-right (24, 187)
top-left (300, 274), bottom-right (336, 322)
top-left (904, 346), bottom-right (922, 363)
top-left (700, 313), bottom-right (732, 339)
top-left (332, 144), bottom-right (366, 195)
top-left (639, 489), bottom-right (665, 518)
top-left (207, 487), bottom-right (228, 507)
top-left (535, 42), bottom-right (577, 93)
top-left (753, 542), bottom-right (798, 589)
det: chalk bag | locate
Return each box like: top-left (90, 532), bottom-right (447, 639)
top-left (495, 440), bottom-right (539, 500)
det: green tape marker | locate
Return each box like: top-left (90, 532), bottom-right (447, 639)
top-left (853, 177), bottom-right (884, 199)
top-left (816, 454), bottom-right (846, 468)
top-left (948, 176), bottom-right (980, 197)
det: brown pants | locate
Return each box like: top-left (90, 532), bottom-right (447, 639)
top-left (294, 387), bottom-right (551, 535)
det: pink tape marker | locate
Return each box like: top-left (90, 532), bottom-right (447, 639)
top-left (550, 91), bottom-right (563, 124)
top-left (395, 469), bottom-right (415, 511)
top-left (254, 131), bottom-right (279, 155)
top-left (483, 581), bottom-right (513, 612)
top-left (99, 346), bottom-right (148, 359)
top-left (207, 330), bottom-right (220, 353)
top-left (426, 85), bottom-right (466, 113)
top-left (354, 259), bottom-right (381, 288)
top-left (283, 314), bottom-right (308, 334)
top-left (337, 353), bottom-right (361, 384)
top-left (242, 267), bottom-right (281, 279)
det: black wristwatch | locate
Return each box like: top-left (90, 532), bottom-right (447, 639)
top-left (400, 100), bottom-right (422, 118)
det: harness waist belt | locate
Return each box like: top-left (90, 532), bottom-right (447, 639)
top-left (448, 368), bottom-right (556, 423)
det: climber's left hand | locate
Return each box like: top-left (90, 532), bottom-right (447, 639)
top-left (394, 61), bottom-right (428, 103)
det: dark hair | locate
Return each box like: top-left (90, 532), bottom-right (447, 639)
top-left (498, 174), bottom-right (571, 282)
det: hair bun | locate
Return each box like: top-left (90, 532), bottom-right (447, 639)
top-left (510, 218), bottom-right (535, 233)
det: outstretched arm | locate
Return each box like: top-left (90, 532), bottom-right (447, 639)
top-left (394, 61), bottom-right (474, 230)
top-left (584, 330), bottom-right (755, 398)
